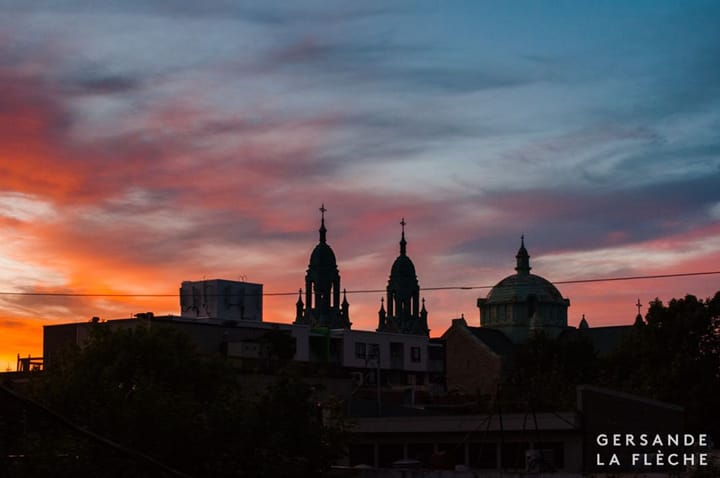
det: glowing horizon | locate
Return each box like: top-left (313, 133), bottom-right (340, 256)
top-left (1, 1), bottom-right (719, 367)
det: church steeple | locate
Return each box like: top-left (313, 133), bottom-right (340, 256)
top-left (515, 235), bottom-right (531, 275)
top-left (377, 218), bottom-right (428, 336)
top-left (294, 205), bottom-right (350, 329)
top-left (634, 298), bottom-right (645, 327)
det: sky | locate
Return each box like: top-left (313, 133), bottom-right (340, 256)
top-left (1, 0), bottom-right (719, 368)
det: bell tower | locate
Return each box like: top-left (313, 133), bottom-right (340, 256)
top-left (294, 205), bottom-right (350, 328)
top-left (377, 218), bottom-right (429, 335)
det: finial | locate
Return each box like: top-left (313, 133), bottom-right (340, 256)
top-left (636, 298), bottom-right (642, 315)
top-left (399, 217), bottom-right (407, 256)
top-left (318, 204), bottom-right (327, 243)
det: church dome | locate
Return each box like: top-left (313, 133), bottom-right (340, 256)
top-left (391, 254), bottom-right (416, 277)
top-left (485, 236), bottom-right (564, 304)
top-left (486, 272), bottom-right (564, 304)
top-left (310, 242), bottom-right (337, 268)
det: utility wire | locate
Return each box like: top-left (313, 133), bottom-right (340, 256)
top-left (0, 270), bottom-right (717, 298)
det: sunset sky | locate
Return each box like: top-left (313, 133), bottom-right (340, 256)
top-left (1, 1), bottom-right (719, 368)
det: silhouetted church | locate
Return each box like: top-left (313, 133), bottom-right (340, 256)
top-left (377, 219), bottom-right (429, 335)
top-left (477, 237), bottom-right (570, 344)
top-left (294, 205), bottom-right (351, 329)
top-left (294, 206), bottom-right (429, 336)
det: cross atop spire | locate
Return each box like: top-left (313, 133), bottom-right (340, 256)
top-left (636, 298), bottom-right (642, 315)
top-left (399, 217), bottom-right (407, 256)
top-left (318, 203), bottom-right (327, 243)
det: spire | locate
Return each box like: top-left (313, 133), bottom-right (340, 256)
top-left (295, 289), bottom-right (304, 322)
top-left (379, 296), bottom-right (385, 312)
top-left (634, 298), bottom-right (645, 326)
top-left (515, 235), bottom-right (531, 275)
top-left (399, 217), bottom-right (407, 256)
top-left (342, 288), bottom-right (349, 307)
top-left (579, 314), bottom-right (589, 329)
top-left (318, 203), bottom-right (327, 243)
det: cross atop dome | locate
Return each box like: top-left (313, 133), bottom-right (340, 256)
top-left (319, 203), bottom-right (327, 243)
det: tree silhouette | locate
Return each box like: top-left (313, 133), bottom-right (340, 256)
top-left (25, 322), bottom-right (344, 477)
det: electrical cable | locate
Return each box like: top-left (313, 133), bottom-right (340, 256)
top-left (0, 270), bottom-right (716, 298)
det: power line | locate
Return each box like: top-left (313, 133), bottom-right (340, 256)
top-left (0, 270), bottom-right (717, 298)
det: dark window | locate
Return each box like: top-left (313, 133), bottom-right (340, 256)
top-left (368, 343), bottom-right (379, 360)
top-left (355, 342), bottom-right (366, 359)
top-left (411, 346), bottom-right (421, 362)
top-left (527, 295), bottom-right (537, 318)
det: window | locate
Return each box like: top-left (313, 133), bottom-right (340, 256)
top-left (355, 342), bottom-right (366, 359)
top-left (368, 343), bottom-right (379, 360)
top-left (411, 346), bottom-right (421, 362)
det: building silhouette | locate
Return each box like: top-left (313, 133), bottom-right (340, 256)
top-left (294, 205), bottom-right (351, 329)
top-left (477, 237), bottom-right (570, 344)
top-left (377, 219), bottom-right (429, 336)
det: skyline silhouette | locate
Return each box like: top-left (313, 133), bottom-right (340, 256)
top-left (1, 1), bottom-right (719, 364)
